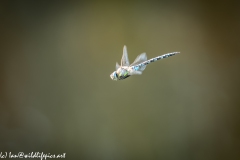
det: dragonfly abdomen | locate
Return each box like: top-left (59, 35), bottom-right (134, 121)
top-left (132, 52), bottom-right (180, 70)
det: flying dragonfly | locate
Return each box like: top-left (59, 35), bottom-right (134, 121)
top-left (110, 45), bottom-right (180, 80)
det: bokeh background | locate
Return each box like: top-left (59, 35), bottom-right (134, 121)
top-left (1, 1), bottom-right (240, 160)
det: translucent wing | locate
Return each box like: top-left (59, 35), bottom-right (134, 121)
top-left (129, 70), bottom-right (143, 75)
top-left (116, 62), bottom-right (120, 70)
top-left (130, 53), bottom-right (147, 71)
top-left (121, 45), bottom-right (130, 66)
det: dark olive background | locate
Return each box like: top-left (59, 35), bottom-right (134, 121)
top-left (0, 1), bottom-right (240, 160)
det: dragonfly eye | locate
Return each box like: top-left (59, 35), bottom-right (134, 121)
top-left (110, 71), bottom-right (118, 80)
top-left (115, 72), bottom-right (118, 78)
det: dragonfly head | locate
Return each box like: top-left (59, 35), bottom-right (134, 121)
top-left (110, 71), bottom-right (118, 80)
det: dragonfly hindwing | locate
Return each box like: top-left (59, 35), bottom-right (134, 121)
top-left (130, 53), bottom-right (147, 72)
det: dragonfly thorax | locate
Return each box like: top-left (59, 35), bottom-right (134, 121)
top-left (110, 67), bottom-right (130, 81)
top-left (115, 67), bottom-right (130, 80)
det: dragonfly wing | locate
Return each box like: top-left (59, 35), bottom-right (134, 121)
top-left (129, 70), bottom-right (142, 75)
top-left (130, 53), bottom-right (147, 71)
top-left (138, 65), bottom-right (147, 71)
top-left (121, 45), bottom-right (130, 66)
top-left (130, 53), bottom-right (147, 66)
top-left (116, 62), bottom-right (120, 70)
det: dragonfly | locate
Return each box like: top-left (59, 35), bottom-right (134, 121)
top-left (110, 45), bottom-right (180, 80)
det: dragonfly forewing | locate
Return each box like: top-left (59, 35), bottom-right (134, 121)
top-left (121, 45), bottom-right (130, 66)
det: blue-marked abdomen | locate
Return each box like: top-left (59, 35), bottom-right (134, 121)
top-left (134, 66), bottom-right (139, 71)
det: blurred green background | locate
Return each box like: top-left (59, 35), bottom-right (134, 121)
top-left (0, 1), bottom-right (240, 160)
